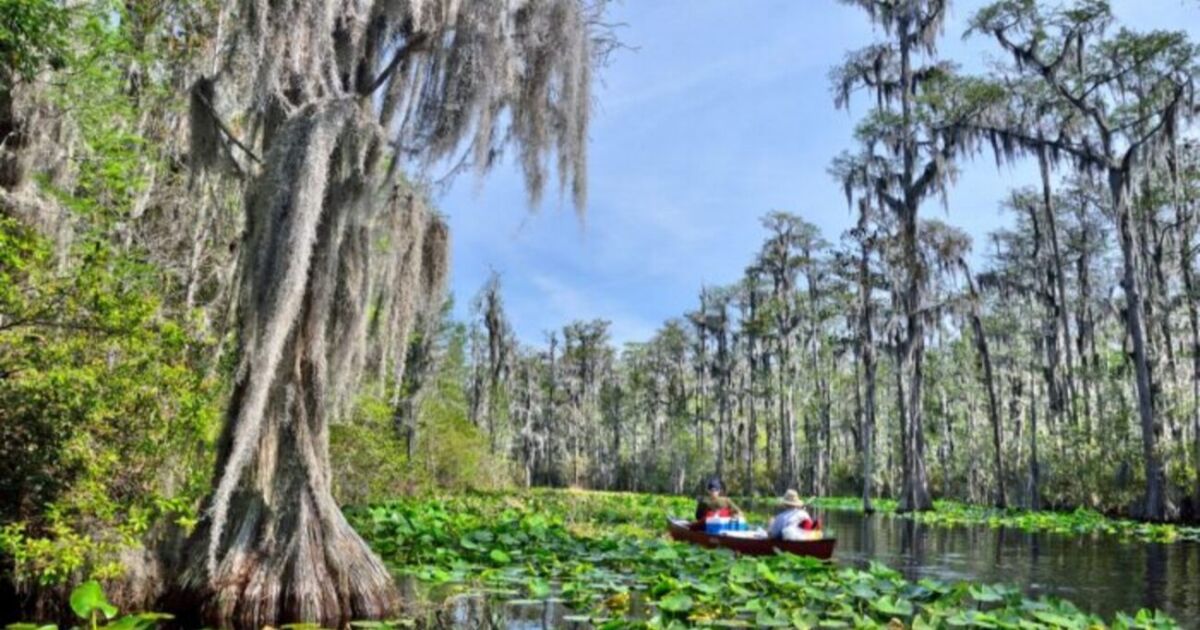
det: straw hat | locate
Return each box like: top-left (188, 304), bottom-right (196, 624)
top-left (779, 489), bottom-right (806, 508)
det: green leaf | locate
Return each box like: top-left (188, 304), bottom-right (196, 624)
top-left (527, 577), bottom-right (552, 598)
top-left (871, 595), bottom-right (913, 618)
top-left (651, 546), bottom-right (679, 561)
top-left (970, 584), bottom-right (1003, 604)
top-left (658, 592), bottom-right (694, 613)
top-left (729, 560), bottom-right (757, 583)
top-left (754, 609), bottom-right (790, 627)
top-left (69, 581), bottom-right (119, 621)
top-left (851, 583), bottom-right (878, 600)
top-left (1031, 610), bottom-right (1080, 628)
top-left (488, 549), bottom-right (511, 564)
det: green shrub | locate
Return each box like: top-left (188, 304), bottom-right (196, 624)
top-left (331, 322), bottom-right (516, 506)
top-left (0, 219), bottom-right (220, 586)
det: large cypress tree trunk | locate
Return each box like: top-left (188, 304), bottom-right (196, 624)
top-left (1176, 162), bottom-right (1200, 515)
top-left (171, 102), bottom-right (414, 628)
top-left (898, 208), bottom-right (933, 512)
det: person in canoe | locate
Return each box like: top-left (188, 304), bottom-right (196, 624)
top-left (767, 489), bottom-right (820, 540)
top-left (694, 477), bottom-right (742, 524)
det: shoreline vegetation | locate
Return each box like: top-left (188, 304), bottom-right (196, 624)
top-left (803, 497), bottom-right (1200, 544)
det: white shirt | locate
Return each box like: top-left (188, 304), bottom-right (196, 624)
top-left (768, 507), bottom-right (813, 539)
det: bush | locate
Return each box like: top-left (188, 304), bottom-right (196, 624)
top-left (330, 322), bottom-right (516, 506)
top-left (0, 219), bottom-right (220, 587)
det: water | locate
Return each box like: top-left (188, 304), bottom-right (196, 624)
top-left (815, 508), bottom-right (1200, 624)
top-left (428, 509), bottom-right (1200, 627)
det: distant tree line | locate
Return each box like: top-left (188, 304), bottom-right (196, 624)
top-left (459, 0), bottom-right (1200, 524)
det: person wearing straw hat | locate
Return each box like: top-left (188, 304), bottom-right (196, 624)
top-left (767, 489), bottom-right (816, 540)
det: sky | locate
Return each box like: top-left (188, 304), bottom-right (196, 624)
top-left (435, 0), bottom-right (1200, 347)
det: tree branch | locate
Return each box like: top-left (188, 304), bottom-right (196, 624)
top-left (361, 32), bottom-right (431, 97)
top-left (193, 88), bottom-right (262, 165)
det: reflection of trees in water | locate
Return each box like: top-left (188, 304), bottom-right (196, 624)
top-left (1144, 543), bottom-right (1166, 613)
top-left (899, 518), bottom-right (927, 569)
top-left (824, 511), bottom-right (1200, 622)
top-left (855, 511), bottom-right (876, 559)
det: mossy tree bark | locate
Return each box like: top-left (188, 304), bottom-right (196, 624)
top-left (165, 0), bottom-right (604, 623)
top-left (172, 102), bottom-right (411, 627)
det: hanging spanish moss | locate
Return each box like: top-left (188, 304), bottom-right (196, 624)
top-left (169, 0), bottom-right (607, 626)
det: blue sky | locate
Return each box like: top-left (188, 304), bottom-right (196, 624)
top-left (436, 0), bottom-right (1199, 347)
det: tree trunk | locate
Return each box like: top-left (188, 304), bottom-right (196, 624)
top-left (777, 335), bottom-right (798, 492)
top-left (1028, 377), bottom-right (1041, 511)
top-left (171, 102), bottom-right (401, 627)
top-left (1039, 152), bottom-right (1078, 428)
top-left (544, 334), bottom-right (558, 486)
top-left (714, 306), bottom-right (731, 482)
top-left (965, 382), bottom-right (979, 503)
top-left (1138, 175), bottom-right (1179, 444)
top-left (746, 336), bottom-right (758, 495)
top-left (1112, 169), bottom-right (1170, 521)
top-left (1074, 198), bottom-right (1096, 444)
top-left (898, 209), bottom-right (933, 512)
top-left (1175, 160), bottom-right (1200, 514)
top-left (893, 338), bottom-right (909, 505)
top-left (961, 262), bottom-right (1006, 507)
top-left (1025, 197), bottom-right (1066, 465)
top-left (1008, 375), bottom-right (1023, 504)
top-left (855, 206), bottom-right (878, 513)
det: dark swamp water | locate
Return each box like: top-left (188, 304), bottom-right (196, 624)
top-left (422, 508), bottom-right (1200, 628)
top-left (817, 509), bottom-right (1200, 624)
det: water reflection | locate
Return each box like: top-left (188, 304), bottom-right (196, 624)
top-left (816, 509), bottom-right (1200, 623)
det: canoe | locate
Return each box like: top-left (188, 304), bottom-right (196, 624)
top-left (666, 518), bottom-right (836, 559)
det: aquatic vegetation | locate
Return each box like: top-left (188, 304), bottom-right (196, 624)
top-left (809, 497), bottom-right (1200, 543)
top-left (6, 580), bottom-right (172, 630)
top-left (347, 490), bottom-right (1180, 628)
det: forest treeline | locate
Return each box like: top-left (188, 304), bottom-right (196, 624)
top-left (457, 1), bottom-right (1200, 524)
top-left (0, 0), bottom-right (1198, 625)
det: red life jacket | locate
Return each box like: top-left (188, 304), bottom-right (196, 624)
top-left (703, 507), bottom-right (733, 520)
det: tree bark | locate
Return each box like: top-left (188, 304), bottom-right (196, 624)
top-left (1174, 155), bottom-right (1200, 514)
top-left (960, 261), bottom-right (1006, 507)
top-left (1112, 169), bottom-right (1170, 521)
top-left (171, 102), bottom-right (400, 627)
top-left (1038, 152), bottom-right (1078, 429)
top-left (1028, 377), bottom-right (1041, 511)
top-left (898, 208), bottom-right (933, 512)
top-left (856, 209), bottom-right (878, 513)
top-left (778, 338), bottom-right (795, 492)
top-left (896, 16), bottom-right (932, 512)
